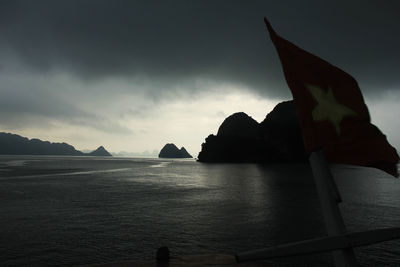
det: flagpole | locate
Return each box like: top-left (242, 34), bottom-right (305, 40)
top-left (309, 149), bottom-right (358, 267)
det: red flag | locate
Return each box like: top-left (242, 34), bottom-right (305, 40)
top-left (264, 18), bottom-right (399, 177)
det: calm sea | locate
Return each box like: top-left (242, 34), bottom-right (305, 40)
top-left (0, 156), bottom-right (399, 266)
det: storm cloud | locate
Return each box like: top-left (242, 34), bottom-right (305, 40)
top-left (1, 0), bottom-right (399, 98)
top-left (0, 0), bottom-right (399, 153)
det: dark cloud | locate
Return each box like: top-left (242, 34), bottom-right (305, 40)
top-left (0, 0), bottom-right (399, 99)
top-left (0, 71), bottom-right (132, 134)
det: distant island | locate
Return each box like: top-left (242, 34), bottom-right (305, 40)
top-left (86, 146), bottom-right (112, 157)
top-left (0, 132), bottom-right (112, 156)
top-left (159, 143), bottom-right (192, 158)
top-left (197, 100), bottom-right (307, 163)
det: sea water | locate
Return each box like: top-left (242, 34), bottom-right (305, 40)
top-left (0, 156), bottom-right (399, 266)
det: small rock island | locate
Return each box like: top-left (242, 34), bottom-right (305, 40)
top-left (87, 146), bottom-right (112, 156)
top-left (158, 143), bottom-right (192, 158)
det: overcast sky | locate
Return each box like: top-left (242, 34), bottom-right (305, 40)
top-left (0, 0), bottom-right (399, 156)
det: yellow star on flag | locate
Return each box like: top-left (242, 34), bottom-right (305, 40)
top-left (305, 84), bottom-right (357, 135)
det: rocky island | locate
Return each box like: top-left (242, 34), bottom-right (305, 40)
top-left (0, 132), bottom-right (112, 156)
top-left (159, 143), bottom-right (192, 158)
top-left (86, 146), bottom-right (112, 157)
top-left (197, 100), bottom-right (307, 163)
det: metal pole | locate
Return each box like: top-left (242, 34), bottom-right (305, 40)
top-left (309, 149), bottom-right (359, 267)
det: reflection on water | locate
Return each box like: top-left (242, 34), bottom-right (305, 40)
top-left (0, 168), bottom-right (133, 180)
top-left (0, 156), bottom-right (399, 266)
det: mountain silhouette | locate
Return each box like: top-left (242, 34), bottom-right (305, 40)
top-left (159, 143), bottom-right (192, 158)
top-left (217, 112), bottom-right (261, 139)
top-left (87, 146), bottom-right (112, 156)
top-left (0, 132), bottom-right (112, 157)
top-left (197, 100), bottom-right (307, 163)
